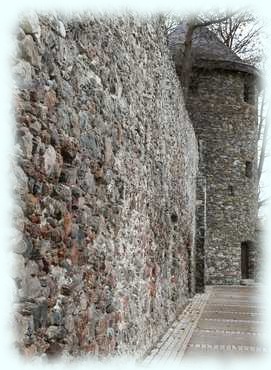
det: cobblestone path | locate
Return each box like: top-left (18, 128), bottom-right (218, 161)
top-left (142, 285), bottom-right (267, 365)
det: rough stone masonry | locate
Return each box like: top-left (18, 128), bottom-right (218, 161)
top-left (169, 24), bottom-right (259, 286)
top-left (12, 13), bottom-right (198, 357)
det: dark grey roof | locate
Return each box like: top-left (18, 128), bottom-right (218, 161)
top-left (168, 23), bottom-right (257, 75)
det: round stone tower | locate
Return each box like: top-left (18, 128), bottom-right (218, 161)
top-left (169, 24), bottom-right (259, 285)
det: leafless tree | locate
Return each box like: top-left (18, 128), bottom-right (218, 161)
top-left (257, 90), bottom-right (270, 210)
top-left (208, 9), bottom-right (262, 65)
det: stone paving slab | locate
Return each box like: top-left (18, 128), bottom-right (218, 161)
top-left (188, 329), bottom-right (260, 346)
top-left (196, 318), bottom-right (260, 333)
top-left (185, 344), bottom-right (267, 353)
top-left (208, 294), bottom-right (259, 300)
top-left (141, 285), bottom-right (267, 364)
top-left (201, 310), bottom-right (262, 321)
top-left (207, 299), bottom-right (261, 307)
top-left (141, 289), bottom-right (211, 365)
top-left (183, 344), bottom-right (267, 359)
top-left (184, 286), bottom-right (266, 359)
top-left (204, 304), bottom-right (259, 313)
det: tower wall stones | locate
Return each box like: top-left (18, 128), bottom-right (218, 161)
top-left (195, 174), bottom-right (206, 292)
top-left (185, 68), bottom-right (258, 285)
top-left (13, 14), bottom-right (198, 357)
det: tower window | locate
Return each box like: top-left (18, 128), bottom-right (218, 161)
top-left (228, 185), bottom-right (234, 196)
top-left (245, 161), bottom-right (253, 178)
top-left (171, 213), bottom-right (178, 223)
top-left (244, 77), bottom-right (255, 105)
top-left (189, 79), bottom-right (198, 95)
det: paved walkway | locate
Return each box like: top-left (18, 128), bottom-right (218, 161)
top-left (142, 285), bottom-right (267, 365)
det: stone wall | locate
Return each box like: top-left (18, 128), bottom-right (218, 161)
top-left (184, 68), bottom-right (258, 285)
top-left (253, 223), bottom-right (264, 282)
top-left (12, 13), bottom-right (198, 358)
top-left (194, 174), bottom-right (206, 292)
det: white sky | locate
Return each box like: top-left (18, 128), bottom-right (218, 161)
top-left (1, 0), bottom-right (271, 369)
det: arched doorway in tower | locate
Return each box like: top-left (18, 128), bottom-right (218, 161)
top-left (241, 241), bottom-right (254, 279)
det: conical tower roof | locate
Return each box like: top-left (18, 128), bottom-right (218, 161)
top-left (168, 23), bottom-right (257, 75)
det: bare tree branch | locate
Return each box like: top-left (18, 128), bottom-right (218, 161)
top-left (258, 90), bottom-right (266, 140)
top-left (258, 198), bottom-right (270, 208)
top-left (258, 106), bottom-right (270, 185)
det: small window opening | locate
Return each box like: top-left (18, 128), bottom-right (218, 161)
top-left (189, 74), bottom-right (199, 95)
top-left (244, 78), bottom-right (255, 105)
top-left (245, 161), bottom-right (253, 178)
top-left (171, 213), bottom-right (178, 223)
top-left (228, 185), bottom-right (234, 196)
